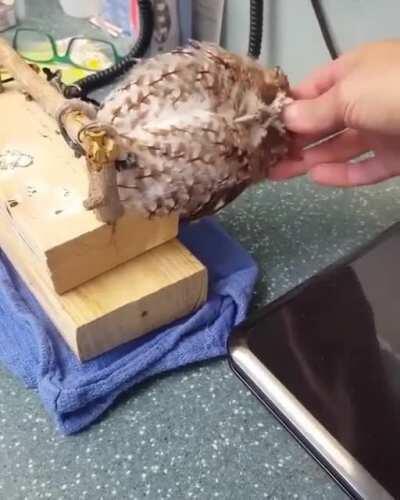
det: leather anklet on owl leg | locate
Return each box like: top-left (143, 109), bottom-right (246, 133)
top-left (56, 99), bottom-right (99, 157)
top-left (55, 103), bottom-right (125, 223)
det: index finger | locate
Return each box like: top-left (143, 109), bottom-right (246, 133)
top-left (291, 54), bottom-right (352, 100)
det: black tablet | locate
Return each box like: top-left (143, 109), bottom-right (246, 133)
top-left (229, 222), bottom-right (400, 500)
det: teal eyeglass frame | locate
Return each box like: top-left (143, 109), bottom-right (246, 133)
top-left (12, 28), bottom-right (124, 71)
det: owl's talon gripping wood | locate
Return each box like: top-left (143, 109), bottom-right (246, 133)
top-left (81, 126), bottom-right (124, 222)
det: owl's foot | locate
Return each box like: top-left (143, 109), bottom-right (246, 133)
top-left (56, 99), bottom-right (99, 157)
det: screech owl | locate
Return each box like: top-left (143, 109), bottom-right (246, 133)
top-left (83, 41), bottom-right (292, 219)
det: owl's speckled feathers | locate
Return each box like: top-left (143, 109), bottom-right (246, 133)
top-left (95, 41), bottom-right (291, 219)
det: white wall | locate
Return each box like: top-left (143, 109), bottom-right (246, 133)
top-left (222, 0), bottom-right (400, 84)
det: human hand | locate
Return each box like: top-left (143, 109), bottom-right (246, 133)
top-left (270, 40), bottom-right (400, 187)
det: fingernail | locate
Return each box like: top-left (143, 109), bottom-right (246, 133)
top-left (282, 103), bottom-right (300, 128)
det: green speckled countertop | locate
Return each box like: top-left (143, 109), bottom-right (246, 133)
top-left (1, 2), bottom-right (399, 499)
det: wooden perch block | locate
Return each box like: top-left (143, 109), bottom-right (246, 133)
top-left (0, 207), bottom-right (208, 360)
top-left (0, 41), bottom-right (209, 361)
top-left (0, 87), bottom-right (179, 293)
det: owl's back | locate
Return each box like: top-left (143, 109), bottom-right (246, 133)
top-left (96, 41), bottom-right (290, 219)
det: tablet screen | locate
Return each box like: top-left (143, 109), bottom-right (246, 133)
top-left (247, 228), bottom-right (400, 498)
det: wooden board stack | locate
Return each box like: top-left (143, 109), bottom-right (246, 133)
top-left (0, 88), bottom-right (208, 361)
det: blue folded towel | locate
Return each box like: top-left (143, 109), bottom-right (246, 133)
top-left (0, 217), bottom-right (258, 435)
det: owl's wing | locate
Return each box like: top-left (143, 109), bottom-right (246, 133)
top-left (116, 110), bottom-right (255, 219)
top-left (98, 40), bottom-right (290, 219)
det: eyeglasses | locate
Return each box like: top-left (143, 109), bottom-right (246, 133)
top-left (12, 28), bottom-right (124, 72)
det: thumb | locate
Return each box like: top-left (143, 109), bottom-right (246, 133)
top-left (283, 86), bottom-right (345, 136)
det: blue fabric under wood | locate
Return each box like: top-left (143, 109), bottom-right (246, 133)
top-left (0, 217), bottom-right (258, 435)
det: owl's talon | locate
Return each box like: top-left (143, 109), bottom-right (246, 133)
top-left (56, 99), bottom-right (99, 157)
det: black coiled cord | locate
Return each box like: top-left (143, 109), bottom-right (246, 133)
top-left (310, 0), bottom-right (338, 59)
top-left (248, 0), bottom-right (339, 61)
top-left (248, 0), bottom-right (263, 58)
top-left (64, 0), bottom-right (263, 99)
top-left (63, 0), bottom-right (154, 98)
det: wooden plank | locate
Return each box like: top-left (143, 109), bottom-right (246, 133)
top-left (0, 88), bottom-right (178, 293)
top-left (0, 206), bottom-right (208, 361)
top-left (0, 38), bottom-right (124, 223)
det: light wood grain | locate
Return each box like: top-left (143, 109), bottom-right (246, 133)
top-left (0, 88), bottom-right (179, 293)
top-left (0, 37), bottom-right (124, 222)
top-left (0, 204), bottom-right (208, 361)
